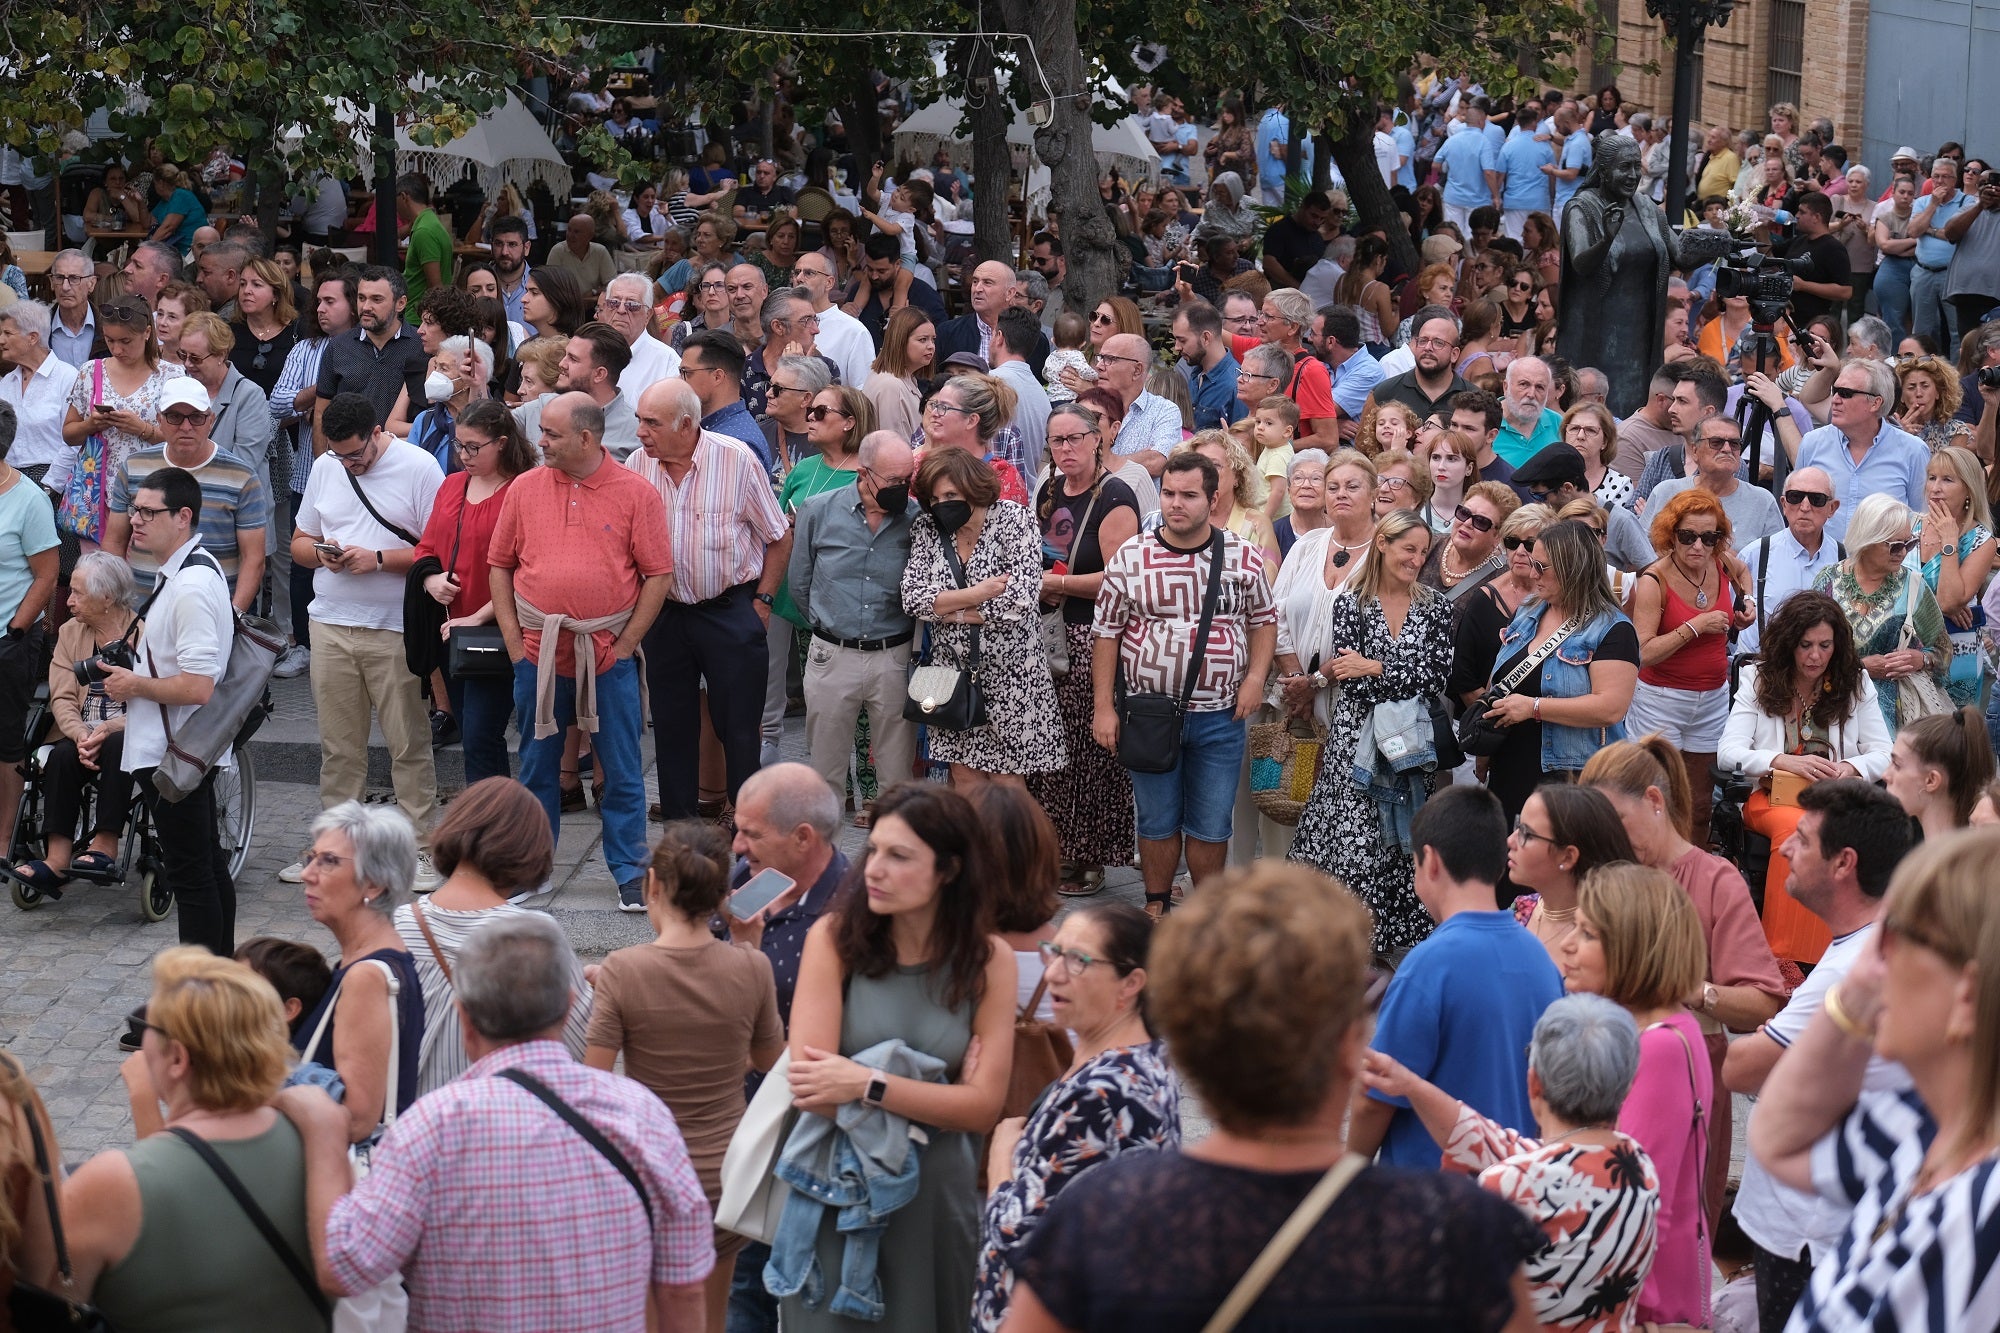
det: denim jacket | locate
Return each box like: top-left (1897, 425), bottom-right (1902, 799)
top-left (1495, 601), bottom-right (1631, 771)
top-left (763, 1039), bottom-right (947, 1321)
top-left (1348, 695), bottom-right (1435, 852)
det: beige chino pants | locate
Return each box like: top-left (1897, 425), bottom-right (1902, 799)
top-left (309, 620), bottom-right (437, 829)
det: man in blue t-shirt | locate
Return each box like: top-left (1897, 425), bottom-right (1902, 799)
top-left (1347, 786), bottom-right (1565, 1170)
top-left (1551, 106), bottom-right (1594, 217)
top-left (1436, 100), bottom-right (1501, 236)
top-left (1497, 105), bottom-right (1556, 240)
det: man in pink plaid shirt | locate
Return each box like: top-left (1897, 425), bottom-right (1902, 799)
top-left (282, 914), bottom-right (715, 1331)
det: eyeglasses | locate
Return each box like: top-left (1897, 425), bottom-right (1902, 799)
top-left (697, 280), bottom-right (728, 292)
top-left (925, 400), bottom-right (975, 418)
top-left (293, 849), bottom-right (352, 873)
top-left (1094, 352), bottom-right (1142, 369)
top-left (858, 464), bottom-right (914, 488)
top-left (456, 435), bottom-right (497, 455)
top-left (1674, 528), bottom-right (1724, 547)
top-left (127, 503), bottom-right (169, 522)
top-left (1511, 816), bottom-right (1559, 846)
top-left (1453, 504), bottom-right (1495, 533)
top-left (1697, 433), bottom-right (1743, 453)
top-left (1782, 488), bottom-right (1833, 508)
top-left (159, 409), bottom-right (207, 426)
top-left (1379, 476), bottom-right (1411, 492)
top-left (792, 268), bottom-right (831, 281)
top-left (1238, 371), bottom-right (1277, 384)
top-left (1049, 431), bottom-right (1098, 449)
top-left (329, 440), bottom-right (373, 466)
top-left (806, 404), bottom-right (852, 421)
top-left (600, 298), bottom-right (648, 314)
top-left (1502, 535), bottom-right (1536, 552)
top-left (51, 272), bottom-right (93, 285)
top-left (1411, 335), bottom-right (1457, 350)
top-left (1037, 940), bottom-right (1108, 974)
top-left (1884, 538), bottom-right (1915, 558)
top-left (1829, 386), bottom-right (1881, 401)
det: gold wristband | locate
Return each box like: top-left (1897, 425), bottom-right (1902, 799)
top-left (1823, 984), bottom-right (1874, 1042)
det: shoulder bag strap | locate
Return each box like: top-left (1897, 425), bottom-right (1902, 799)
top-left (1755, 538), bottom-right (1772, 643)
top-left (6, 1053), bottom-right (78, 1289)
top-left (163, 1126), bottom-right (334, 1318)
top-left (1178, 531), bottom-right (1229, 713)
top-left (494, 1067), bottom-right (655, 1228)
top-left (342, 463), bottom-right (422, 547)
top-left (1020, 971), bottom-right (1053, 1022)
top-left (411, 901), bottom-right (453, 986)
top-left (1492, 613), bottom-right (1582, 696)
top-left (938, 532), bottom-right (983, 672)
top-left (1199, 1153), bottom-right (1366, 1333)
top-left (368, 958), bottom-right (402, 1133)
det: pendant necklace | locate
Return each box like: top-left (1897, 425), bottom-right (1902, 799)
top-left (1331, 536), bottom-right (1370, 569)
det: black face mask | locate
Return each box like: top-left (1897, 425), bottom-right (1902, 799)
top-left (928, 499), bottom-right (973, 534)
top-left (874, 482), bottom-right (910, 513)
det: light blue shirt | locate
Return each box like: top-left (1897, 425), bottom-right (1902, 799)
top-left (0, 467), bottom-right (57, 626)
top-left (1256, 108), bottom-right (1312, 199)
top-left (1493, 407), bottom-right (1563, 466)
top-left (1735, 527), bottom-right (1843, 657)
top-left (1498, 134), bottom-right (1556, 212)
top-left (1392, 118), bottom-right (1418, 191)
top-left (1915, 194), bottom-right (1974, 269)
top-left (1327, 347), bottom-right (1384, 421)
top-left (48, 307), bottom-right (97, 371)
top-left (1794, 420), bottom-right (1930, 543)
top-left (1556, 133), bottom-right (1592, 214)
top-left (1436, 130), bottom-right (1494, 209)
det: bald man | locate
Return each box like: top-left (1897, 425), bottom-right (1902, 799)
top-left (1098, 332), bottom-right (1183, 477)
top-left (544, 211), bottom-right (617, 296)
top-left (936, 259), bottom-right (1051, 377)
top-left (1733, 465), bottom-right (1842, 658)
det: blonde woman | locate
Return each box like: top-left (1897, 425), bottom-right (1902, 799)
top-left (1915, 445), bottom-right (1995, 706)
top-left (1371, 447), bottom-right (1431, 520)
top-left (1285, 510), bottom-right (1454, 955)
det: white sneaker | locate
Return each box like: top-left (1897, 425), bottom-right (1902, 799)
top-left (413, 852), bottom-right (442, 894)
top-left (272, 645), bottom-right (311, 679)
top-left (278, 859), bottom-right (308, 883)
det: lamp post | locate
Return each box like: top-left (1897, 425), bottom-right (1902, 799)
top-left (1648, 0), bottom-right (1735, 225)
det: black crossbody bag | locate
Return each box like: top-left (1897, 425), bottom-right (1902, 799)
top-left (1116, 531), bottom-right (1226, 774)
top-left (442, 500), bottom-right (511, 678)
top-left (6, 1051), bottom-right (114, 1331)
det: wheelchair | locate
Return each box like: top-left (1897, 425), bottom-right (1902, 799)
top-left (4, 688), bottom-right (258, 920)
top-left (1706, 652), bottom-right (1771, 913)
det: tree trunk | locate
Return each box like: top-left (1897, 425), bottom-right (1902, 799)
top-left (1008, 0), bottom-right (1117, 313)
top-left (963, 39), bottom-right (1014, 264)
top-left (372, 102), bottom-right (398, 269)
top-left (1284, 120), bottom-right (1306, 202)
top-left (1330, 107), bottom-right (1417, 276)
top-left (1312, 126), bottom-right (1334, 193)
top-left (843, 66), bottom-right (883, 185)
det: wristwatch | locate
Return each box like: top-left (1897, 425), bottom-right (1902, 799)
top-left (1701, 983), bottom-right (1719, 1013)
top-left (754, 592), bottom-right (775, 608)
top-left (863, 1074), bottom-right (889, 1108)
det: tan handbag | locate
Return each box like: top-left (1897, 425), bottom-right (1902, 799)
top-left (1004, 972), bottom-right (1074, 1120)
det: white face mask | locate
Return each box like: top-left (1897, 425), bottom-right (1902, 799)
top-left (424, 371), bottom-right (455, 405)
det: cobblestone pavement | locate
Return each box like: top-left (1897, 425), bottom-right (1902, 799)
top-left (1, 673), bottom-right (1151, 1158)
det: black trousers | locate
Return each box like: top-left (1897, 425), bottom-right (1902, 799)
top-left (44, 731), bottom-right (132, 844)
top-left (138, 767), bottom-right (234, 956)
top-left (1754, 1241), bottom-right (1814, 1333)
top-left (643, 585), bottom-right (767, 820)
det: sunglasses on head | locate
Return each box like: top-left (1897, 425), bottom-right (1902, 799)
top-left (1453, 504), bottom-right (1495, 533)
top-left (1502, 534), bottom-right (1535, 552)
top-left (1782, 488), bottom-right (1832, 508)
top-left (1674, 528), bottom-right (1723, 547)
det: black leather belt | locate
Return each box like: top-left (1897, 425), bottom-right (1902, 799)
top-left (1917, 260), bottom-right (1950, 272)
top-left (813, 629), bottom-right (914, 652)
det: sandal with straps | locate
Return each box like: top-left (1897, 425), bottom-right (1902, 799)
top-left (1144, 893), bottom-right (1172, 921)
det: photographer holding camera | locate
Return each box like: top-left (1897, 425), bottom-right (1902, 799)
top-left (100, 465), bottom-right (238, 956)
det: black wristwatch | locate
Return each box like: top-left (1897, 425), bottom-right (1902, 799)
top-left (754, 592), bottom-right (775, 608)
top-left (863, 1074), bottom-right (889, 1108)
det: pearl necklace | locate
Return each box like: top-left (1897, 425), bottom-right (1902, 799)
top-left (1329, 534), bottom-right (1371, 569)
top-left (1440, 545), bottom-right (1468, 586)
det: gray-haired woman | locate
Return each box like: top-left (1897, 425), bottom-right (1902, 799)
top-left (1363, 992), bottom-right (1664, 1331)
top-left (11, 551), bottom-right (138, 893)
top-left (294, 801), bottom-right (425, 1141)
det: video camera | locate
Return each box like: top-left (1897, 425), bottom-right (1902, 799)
top-left (1713, 242), bottom-right (1815, 329)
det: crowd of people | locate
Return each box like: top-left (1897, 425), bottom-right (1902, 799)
top-left (0, 68), bottom-right (1997, 1333)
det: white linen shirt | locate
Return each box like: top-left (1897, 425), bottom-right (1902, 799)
top-left (122, 536), bottom-right (235, 772)
top-left (0, 354), bottom-right (79, 490)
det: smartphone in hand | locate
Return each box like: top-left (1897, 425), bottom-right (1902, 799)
top-left (729, 867), bottom-right (796, 921)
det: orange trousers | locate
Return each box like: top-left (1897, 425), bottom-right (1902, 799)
top-left (1744, 789), bottom-right (1830, 965)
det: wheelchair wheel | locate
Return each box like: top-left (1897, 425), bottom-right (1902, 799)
top-left (136, 857), bottom-right (173, 922)
top-left (10, 874), bottom-right (45, 910)
top-left (212, 749), bottom-right (256, 880)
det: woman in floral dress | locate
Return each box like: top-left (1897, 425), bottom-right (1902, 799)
top-left (1811, 494), bottom-right (1950, 736)
top-left (902, 448), bottom-right (1065, 784)
top-left (1285, 511), bottom-right (1454, 957)
top-left (60, 299), bottom-right (181, 549)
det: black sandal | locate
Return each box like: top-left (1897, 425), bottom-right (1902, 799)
top-left (1144, 893), bottom-right (1171, 920)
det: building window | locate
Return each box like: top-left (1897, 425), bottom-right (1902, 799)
top-left (1768, 0), bottom-right (1805, 110)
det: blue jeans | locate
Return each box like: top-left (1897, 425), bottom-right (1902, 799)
top-left (1912, 262), bottom-right (1958, 350)
top-left (1128, 708), bottom-right (1247, 843)
top-left (444, 668), bottom-right (516, 786)
top-left (513, 655), bottom-right (647, 886)
top-left (727, 1241), bottom-right (778, 1333)
top-left (1875, 256), bottom-right (1914, 350)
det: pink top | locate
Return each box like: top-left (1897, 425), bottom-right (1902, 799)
top-left (1668, 847), bottom-right (1789, 996)
top-left (1618, 1012), bottom-right (1712, 1326)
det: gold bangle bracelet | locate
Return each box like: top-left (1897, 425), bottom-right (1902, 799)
top-left (1824, 984), bottom-right (1874, 1042)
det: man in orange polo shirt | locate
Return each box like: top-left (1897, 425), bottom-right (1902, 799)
top-left (489, 391), bottom-right (673, 911)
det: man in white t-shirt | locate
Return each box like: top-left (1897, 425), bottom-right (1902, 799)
top-left (1723, 781), bottom-right (1913, 1333)
top-left (284, 392), bottom-right (443, 883)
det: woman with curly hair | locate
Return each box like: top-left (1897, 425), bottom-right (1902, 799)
top-left (1717, 590), bottom-right (1892, 964)
top-left (1894, 354), bottom-right (1975, 450)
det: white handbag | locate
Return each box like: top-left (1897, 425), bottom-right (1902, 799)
top-left (715, 1049), bottom-right (795, 1242)
top-left (301, 958), bottom-right (412, 1333)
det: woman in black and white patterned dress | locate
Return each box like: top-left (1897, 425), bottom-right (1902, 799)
top-left (902, 448), bottom-right (1066, 784)
top-left (1285, 511), bottom-right (1454, 957)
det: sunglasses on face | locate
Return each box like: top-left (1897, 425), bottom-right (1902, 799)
top-left (806, 405), bottom-right (852, 421)
top-left (1783, 488), bottom-right (1832, 507)
top-left (600, 298), bottom-right (648, 314)
top-left (1674, 528), bottom-right (1723, 547)
top-left (1528, 558), bottom-right (1550, 576)
top-left (159, 410), bottom-right (206, 426)
top-left (1453, 504), bottom-right (1495, 533)
top-left (1698, 433), bottom-right (1743, 453)
top-left (1883, 538), bottom-right (1915, 558)
top-left (1503, 535), bottom-right (1535, 552)
top-left (1829, 386), bottom-right (1880, 401)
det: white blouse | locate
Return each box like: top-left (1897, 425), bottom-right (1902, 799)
top-left (1715, 664), bottom-right (1893, 781)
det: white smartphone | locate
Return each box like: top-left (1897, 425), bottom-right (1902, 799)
top-left (729, 867), bottom-right (796, 921)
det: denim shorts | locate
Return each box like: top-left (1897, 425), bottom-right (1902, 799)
top-left (1129, 707), bottom-right (1247, 844)
top-left (1627, 679), bottom-right (1730, 751)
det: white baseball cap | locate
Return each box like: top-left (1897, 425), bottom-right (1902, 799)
top-left (158, 376), bottom-right (212, 413)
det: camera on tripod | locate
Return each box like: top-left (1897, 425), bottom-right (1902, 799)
top-left (1713, 245), bottom-right (1813, 328)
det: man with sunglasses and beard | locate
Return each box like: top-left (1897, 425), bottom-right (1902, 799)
top-left (1732, 465), bottom-right (1843, 658)
top-left (1791, 358), bottom-right (1927, 543)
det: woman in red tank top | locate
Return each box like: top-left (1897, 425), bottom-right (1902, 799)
top-left (1628, 490), bottom-right (1756, 847)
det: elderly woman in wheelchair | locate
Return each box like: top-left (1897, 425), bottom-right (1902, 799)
top-left (11, 552), bottom-right (140, 894)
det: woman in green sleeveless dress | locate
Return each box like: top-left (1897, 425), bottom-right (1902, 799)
top-left (781, 782), bottom-right (1019, 1333)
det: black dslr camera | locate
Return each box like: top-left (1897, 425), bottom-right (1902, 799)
top-left (73, 636), bottom-right (136, 686)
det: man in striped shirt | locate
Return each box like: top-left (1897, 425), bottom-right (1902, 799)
top-left (628, 378), bottom-right (788, 829)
